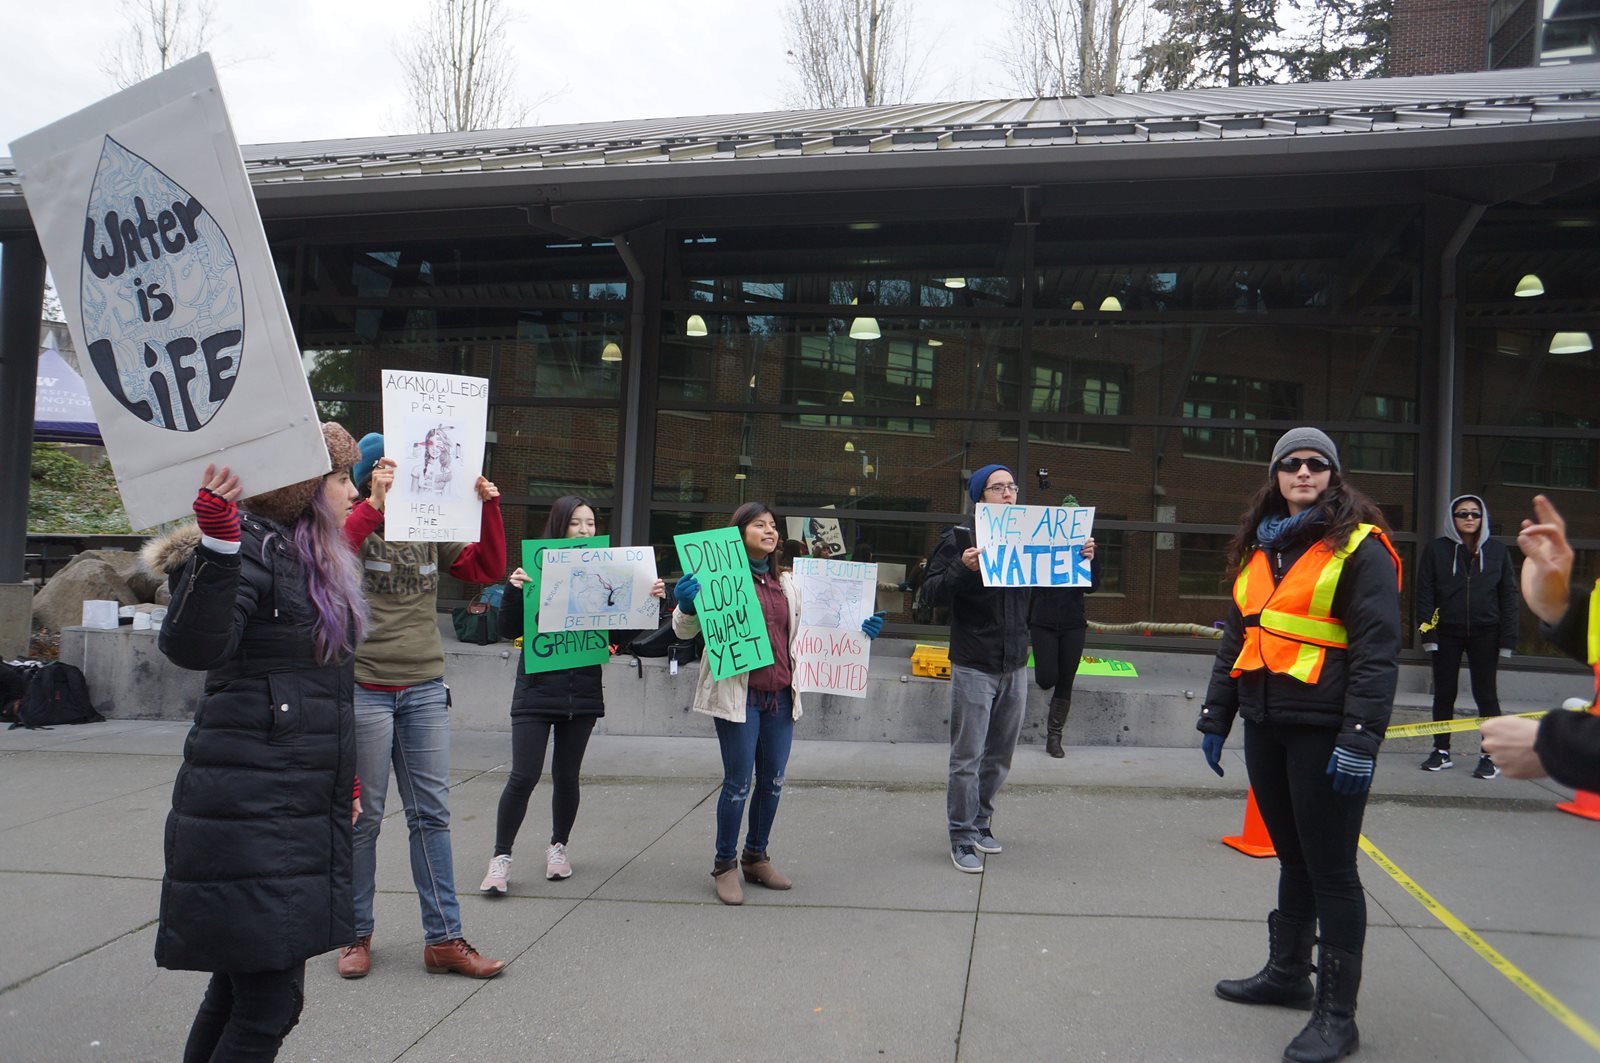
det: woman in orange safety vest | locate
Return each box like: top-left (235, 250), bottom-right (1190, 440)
top-left (1196, 427), bottom-right (1401, 1063)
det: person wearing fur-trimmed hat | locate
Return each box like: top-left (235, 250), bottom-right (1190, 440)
top-left (143, 423), bottom-right (367, 1060)
top-left (333, 433), bottom-right (509, 980)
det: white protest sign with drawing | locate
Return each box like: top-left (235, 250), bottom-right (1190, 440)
top-left (380, 370), bottom-right (489, 542)
top-left (792, 557), bottom-right (877, 699)
top-left (537, 547), bottom-right (661, 632)
top-left (973, 503), bottom-right (1096, 588)
top-left (9, 55), bottom-right (328, 528)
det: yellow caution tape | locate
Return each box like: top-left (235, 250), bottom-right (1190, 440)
top-left (1358, 836), bottom-right (1600, 1055)
top-left (1386, 710), bottom-right (1548, 739)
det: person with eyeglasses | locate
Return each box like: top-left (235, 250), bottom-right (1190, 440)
top-left (922, 464), bottom-right (1034, 874)
top-left (1414, 494), bottom-right (1519, 778)
top-left (1195, 428), bottom-right (1401, 1063)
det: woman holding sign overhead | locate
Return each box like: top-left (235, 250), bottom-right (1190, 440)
top-left (479, 496), bottom-right (664, 892)
top-left (673, 502), bottom-right (885, 905)
top-left (1195, 428), bottom-right (1400, 1063)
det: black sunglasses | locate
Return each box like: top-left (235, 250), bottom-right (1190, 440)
top-left (1275, 456), bottom-right (1332, 474)
top-left (1453, 510), bottom-right (1482, 520)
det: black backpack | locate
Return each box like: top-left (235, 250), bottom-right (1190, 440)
top-left (0, 662), bottom-right (32, 724)
top-left (625, 617), bottom-right (704, 668)
top-left (10, 662), bottom-right (103, 730)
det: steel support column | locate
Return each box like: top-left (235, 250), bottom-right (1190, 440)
top-left (1419, 195), bottom-right (1485, 547)
top-left (612, 222), bottom-right (666, 545)
top-left (0, 236), bottom-right (46, 582)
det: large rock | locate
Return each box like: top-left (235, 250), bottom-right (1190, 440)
top-left (74, 548), bottom-right (165, 602)
top-left (31, 557), bottom-right (139, 633)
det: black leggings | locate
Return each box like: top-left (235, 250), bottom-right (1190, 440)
top-left (1032, 626), bottom-right (1088, 695)
top-left (1430, 632), bottom-right (1502, 751)
top-left (182, 963), bottom-right (305, 1063)
top-left (1244, 722), bottom-right (1370, 954)
top-left (494, 715), bottom-right (596, 853)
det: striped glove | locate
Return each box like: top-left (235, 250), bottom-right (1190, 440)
top-left (1326, 747), bottom-right (1375, 795)
top-left (192, 488), bottom-right (241, 542)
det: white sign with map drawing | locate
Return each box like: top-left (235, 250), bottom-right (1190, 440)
top-left (381, 369), bottom-right (489, 542)
top-left (9, 55), bottom-right (328, 528)
top-left (537, 547), bottom-right (661, 632)
top-left (792, 557), bottom-right (878, 699)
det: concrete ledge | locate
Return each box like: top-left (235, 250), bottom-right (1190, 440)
top-left (56, 625), bottom-right (1592, 748)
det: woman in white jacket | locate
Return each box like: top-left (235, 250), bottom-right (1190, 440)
top-left (673, 502), bottom-right (883, 905)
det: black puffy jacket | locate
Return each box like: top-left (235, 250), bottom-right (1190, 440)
top-left (499, 579), bottom-right (606, 719)
top-left (1028, 555), bottom-right (1102, 632)
top-left (922, 525), bottom-right (1031, 674)
top-left (144, 519), bottom-right (356, 973)
top-left (1197, 529), bottom-right (1401, 757)
top-left (1415, 495), bottom-right (1518, 649)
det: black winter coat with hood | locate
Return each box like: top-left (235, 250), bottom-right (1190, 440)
top-left (1197, 522), bottom-right (1402, 758)
top-left (499, 578), bottom-right (606, 719)
top-left (923, 525), bottom-right (1031, 675)
top-left (143, 518), bottom-right (356, 974)
top-left (1415, 494), bottom-right (1519, 650)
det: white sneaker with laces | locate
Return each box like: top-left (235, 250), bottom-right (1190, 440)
top-left (479, 854), bottom-right (512, 894)
top-left (546, 842), bottom-right (573, 880)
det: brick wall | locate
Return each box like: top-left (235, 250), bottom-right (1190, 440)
top-left (1391, 0), bottom-right (1490, 75)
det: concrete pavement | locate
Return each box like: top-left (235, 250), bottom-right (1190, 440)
top-left (1, 720), bottom-right (1596, 1062)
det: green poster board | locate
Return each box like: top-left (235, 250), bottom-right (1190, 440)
top-left (521, 536), bottom-right (610, 674)
top-left (673, 527), bottom-right (775, 681)
top-left (1075, 656), bottom-right (1138, 677)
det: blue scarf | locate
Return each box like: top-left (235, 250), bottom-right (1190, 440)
top-left (749, 555), bottom-right (770, 574)
top-left (1256, 507), bottom-right (1324, 549)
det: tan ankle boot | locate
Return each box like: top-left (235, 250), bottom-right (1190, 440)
top-left (712, 861), bottom-right (743, 905)
top-left (740, 849), bottom-right (792, 890)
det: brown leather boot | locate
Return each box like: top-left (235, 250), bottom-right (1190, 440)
top-left (1045, 695), bottom-right (1070, 759)
top-left (712, 859), bottom-right (743, 905)
top-left (423, 938), bottom-right (506, 978)
top-left (337, 935), bottom-right (371, 979)
top-left (741, 849), bottom-right (792, 890)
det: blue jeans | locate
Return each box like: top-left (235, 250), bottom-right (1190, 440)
top-left (712, 689), bottom-right (795, 863)
top-left (352, 679), bottom-right (461, 946)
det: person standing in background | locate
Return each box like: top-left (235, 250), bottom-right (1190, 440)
top-left (1029, 492), bottom-right (1099, 759)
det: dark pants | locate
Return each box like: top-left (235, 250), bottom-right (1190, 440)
top-left (1244, 722), bottom-right (1370, 954)
top-left (494, 715), bottom-right (597, 853)
top-left (1430, 632), bottom-right (1502, 751)
top-left (182, 963), bottom-right (306, 1063)
top-left (713, 689), bottom-right (795, 863)
top-left (1032, 625), bottom-right (1087, 694)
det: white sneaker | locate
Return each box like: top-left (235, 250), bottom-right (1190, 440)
top-left (546, 842), bottom-right (572, 880)
top-left (478, 854), bottom-right (512, 894)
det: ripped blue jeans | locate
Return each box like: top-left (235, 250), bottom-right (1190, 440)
top-left (713, 688), bottom-right (795, 863)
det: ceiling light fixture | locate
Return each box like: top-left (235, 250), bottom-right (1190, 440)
top-left (600, 341), bottom-right (622, 362)
top-left (685, 313), bottom-right (708, 336)
top-left (1549, 331), bottom-right (1594, 354)
top-left (1099, 296), bottom-right (1122, 312)
top-left (1513, 274), bottom-right (1544, 298)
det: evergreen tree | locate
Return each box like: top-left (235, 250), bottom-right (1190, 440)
top-left (1280, 0), bottom-right (1391, 81)
top-left (1139, 0), bottom-right (1283, 90)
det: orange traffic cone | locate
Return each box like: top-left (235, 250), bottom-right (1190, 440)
top-left (1557, 789), bottom-right (1600, 821)
top-left (1222, 787), bottom-right (1277, 858)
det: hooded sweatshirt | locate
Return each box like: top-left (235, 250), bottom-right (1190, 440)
top-left (1414, 494), bottom-right (1519, 649)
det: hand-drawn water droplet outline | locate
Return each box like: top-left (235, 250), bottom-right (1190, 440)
top-left (79, 136), bottom-right (244, 432)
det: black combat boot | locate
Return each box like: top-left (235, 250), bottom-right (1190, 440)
top-left (1283, 943), bottom-right (1361, 1062)
top-left (1045, 695), bottom-right (1071, 758)
top-left (1215, 910), bottom-right (1315, 1008)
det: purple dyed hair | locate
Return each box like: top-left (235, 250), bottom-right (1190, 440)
top-left (289, 477), bottom-right (368, 662)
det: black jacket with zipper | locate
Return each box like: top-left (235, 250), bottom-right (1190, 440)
top-left (1028, 554), bottom-right (1102, 632)
top-left (922, 525), bottom-right (1031, 675)
top-left (1415, 495), bottom-right (1518, 649)
top-left (1197, 529), bottom-right (1401, 758)
top-left (499, 579), bottom-right (606, 719)
top-left (143, 518), bottom-right (356, 973)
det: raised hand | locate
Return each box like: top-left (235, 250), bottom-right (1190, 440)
top-left (1518, 494), bottom-right (1574, 625)
top-left (861, 611), bottom-right (886, 639)
top-left (193, 464), bottom-right (242, 542)
top-left (369, 457), bottom-right (396, 512)
top-left (508, 566), bottom-right (531, 589)
top-left (476, 476), bottom-right (500, 501)
top-left (674, 572), bottom-right (701, 614)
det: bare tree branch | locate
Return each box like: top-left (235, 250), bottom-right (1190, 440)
top-left (998, 0), bottom-right (1140, 96)
top-left (397, 0), bottom-right (557, 133)
top-left (101, 0), bottom-right (216, 89)
top-left (782, 0), bottom-right (920, 109)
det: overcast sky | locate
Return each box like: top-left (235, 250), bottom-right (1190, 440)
top-left (3, 0), bottom-right (1028, 150)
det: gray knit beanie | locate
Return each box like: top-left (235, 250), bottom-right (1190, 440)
top-left (1269, 427), bottom-right (1340, 472)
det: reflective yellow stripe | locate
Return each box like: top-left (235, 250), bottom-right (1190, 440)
top-left (1308, 524), bottom-right (1375, 618)
top-left (1285, 641), bottom-right (1322, 682)
top-left (1260, 609), bottom-right (1348, 646)
top-left (1588, 577), bottom-right (1600, 667)
top-left (1234, 563), bottom-right (1252, 612)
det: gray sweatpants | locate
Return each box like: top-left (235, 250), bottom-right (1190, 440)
top-left (947, 663), bottom-right (1029, 846)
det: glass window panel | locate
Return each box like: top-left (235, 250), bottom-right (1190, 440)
top-left (653, 412), bottom-right (1020, 515)
top-left (1464, 433), bottom-right (1600, 495)
top-left (1462, 328), bottom-right (1600, 429)
top-left (488, 407), bottom-right (620, 500)
top-left (1462, 205), bottom-right (1600, 317)
top-left (300, 306), bottom-right (625, 399)
top-left (303, 237), bottom-right (628, 301)
top-left (1178, 533), bottom-right (1233, 597)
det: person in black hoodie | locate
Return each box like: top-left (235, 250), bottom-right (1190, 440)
top-left (1414, 493), bottom-right (1519, 777)
top-left (1029, 493), bottom-right (1100, 759)
top-left (1481, 493), bottom-right (1600, 792)
top-left (143, 424), bottom-right (367, 1062)
top-left (924, 464), bottom-right (1035, 874)
top-left (478, 496), bottom-right (663, 891)
top-left (1196, 427), bottom-right (1401, 1063)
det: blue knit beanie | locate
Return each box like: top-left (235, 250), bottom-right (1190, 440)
top-left (353, 432), bottom-right (384, 488)
top-left (968, 464), bottom-right (1014, 503)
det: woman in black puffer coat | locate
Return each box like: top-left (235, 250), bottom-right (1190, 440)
top-left (1028, 494), bottom-right (1100, 759)
top-left (478, 496), bottom-right (664, 892)
top-left (143, 424), bottom-right (366, 1063)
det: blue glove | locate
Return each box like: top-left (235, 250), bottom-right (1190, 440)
top-left (1201, 733), bottom-right (1225, 777)
top-left (1326, 747), bottom-right (1375, 795)
top-left (674, 572), bottom-right (700, 615)
top-left (861, 611), bottom-right (886, 639)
